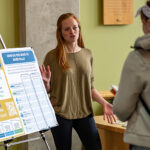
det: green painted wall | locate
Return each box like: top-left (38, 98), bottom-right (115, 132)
top-left (0, 1), bottom-right (20, 149)
top-left (0, 0), bottom-right (19, 49)
top-left (80, 0), bottom-right (145, 114)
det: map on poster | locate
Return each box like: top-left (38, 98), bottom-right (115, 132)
top-left (0, 47), bottom-right (57, 142)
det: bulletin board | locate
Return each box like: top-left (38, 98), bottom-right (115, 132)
top-left (103, 0), bottom-right (133, 25)
top-left (0, 47), bottom-right (57, 142)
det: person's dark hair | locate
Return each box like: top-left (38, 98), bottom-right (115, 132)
top-left (147, 0), bottom-right (150, 6)
top-left (141, 1), bottom-right (150, 21)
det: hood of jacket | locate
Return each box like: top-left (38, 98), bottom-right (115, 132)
top-left (134, 34), bottom-right (150, 50)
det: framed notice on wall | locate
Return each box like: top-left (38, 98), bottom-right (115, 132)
top-left (103, 0), bottom-right (133, 25)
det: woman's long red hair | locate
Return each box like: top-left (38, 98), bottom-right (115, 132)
top-left (56, 13), bottom-right (85, 70)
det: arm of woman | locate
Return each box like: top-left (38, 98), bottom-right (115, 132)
top-left (39, 64), bottom-right (51, 93)
top-left (91, 88), bottom-right (116, 124)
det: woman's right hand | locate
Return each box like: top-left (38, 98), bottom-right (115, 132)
top-left (39, 64), bottom-right (51, 92)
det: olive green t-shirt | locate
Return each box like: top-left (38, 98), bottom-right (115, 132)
top-left (44, 48), bottom-right (94, 119)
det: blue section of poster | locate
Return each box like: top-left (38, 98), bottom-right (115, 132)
top-left (5, 131), bottom-right (14, 136)
top-left (2, 50), bottom-right (35, 64)
top-left (0, 133), bottom-right (5, 138)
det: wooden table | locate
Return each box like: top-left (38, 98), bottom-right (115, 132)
top-left (99, 91), bottom-right (114, 100)
top-left (94, 115), bottom-right (129, 150)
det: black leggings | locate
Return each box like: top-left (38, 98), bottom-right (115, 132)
top-left (51, 114), bottom-right (102, 150)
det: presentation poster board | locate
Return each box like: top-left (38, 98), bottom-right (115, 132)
top-left (0, 47), bottom-right (57, 142)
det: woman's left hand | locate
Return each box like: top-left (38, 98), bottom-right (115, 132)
top-left (91, 88), bottom-right (116, 124)
top-left (103, 102), bottom-right (116, 124)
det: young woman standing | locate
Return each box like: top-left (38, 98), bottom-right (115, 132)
top-left (40, 13), bottom-right (115, 150)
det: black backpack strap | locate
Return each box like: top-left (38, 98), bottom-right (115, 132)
top-left (139, 94), bottom-right (150, 115)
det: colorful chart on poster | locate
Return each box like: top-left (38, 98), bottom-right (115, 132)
top-left (0, 47), bottom-right (57, 142)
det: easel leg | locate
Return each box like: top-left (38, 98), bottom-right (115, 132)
top-left (4, 139), bottom-right (14, 150)
top-left (39, 131), bottom-right (51, 150)
top-left (4, 141), bottom-right (9, 150)
top-left (4, 146), bottom-right (8, 150)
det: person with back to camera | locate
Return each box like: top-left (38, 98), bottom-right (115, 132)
top-left (113, 1), bottom-right (150, 150)
top-left (39, 13), bottom-right (116, 150)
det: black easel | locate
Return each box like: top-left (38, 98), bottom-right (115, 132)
top-left (0, 35), bottom-right (6, 49)
top-left (4, 139), bottom-right (14, 150)
top-left (2, 130), bottom-right (51, 150)
top-left (39, 130), bottom-right (51, 150)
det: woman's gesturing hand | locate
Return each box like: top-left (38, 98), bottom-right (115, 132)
top-left (103, 102), bottom-right (116, 124)
top-left (39, 65), bottom-right (51, 92)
